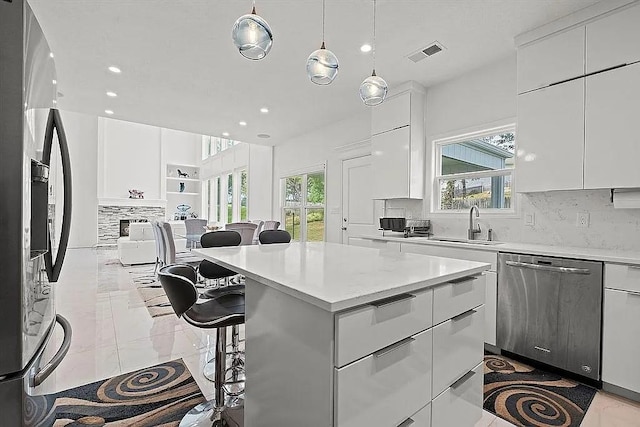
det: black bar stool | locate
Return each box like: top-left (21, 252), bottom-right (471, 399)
top-left (159, 264), bottom-right (244, 427)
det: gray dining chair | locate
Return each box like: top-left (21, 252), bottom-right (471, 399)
top-left (225, 222), bottom-right (258, 246)
top-left (150, 221), bottom-right (166, 274)
top-left (263, 220), bottom-right (281, 231)
top-left (249, 220), bottom-right (264, 245)
top-left (185, 218), bottom-right (207, 249)
top-left (159, 221), bottom-right (201, 267)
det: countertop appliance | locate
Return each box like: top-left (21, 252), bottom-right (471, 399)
top-left (1, 1), bottom-right (73, 425)
top-left (497, 253), bottom-right (603, 381)
top-left (379, 217), bottom-right (431, 237)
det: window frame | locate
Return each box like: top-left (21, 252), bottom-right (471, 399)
top-left (280, 165), bottom-right (326, 242)
top-left (431, 124), bottom-right (516, 216)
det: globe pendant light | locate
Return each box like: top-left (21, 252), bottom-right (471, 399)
top-left (306, 0), bottom-right (339, 85)
top-left (232, 1), bottom-right (273, 60)
top-left (359, 0), bottom-right (388, 106)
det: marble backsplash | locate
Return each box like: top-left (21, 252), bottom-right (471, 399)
top-left (390, 190), bottom-right (640, 252)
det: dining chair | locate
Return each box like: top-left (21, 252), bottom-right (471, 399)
top-left (263, 220), bottom-right (281, 231)
top-left (150, 221), bottom-right (166, 274)
top-left (249, 220), bottom-right (264, 245)
top-left (159, 221), bottom-right (201, 267)
top-left (259, 229), bottom-right (292, 244)
top-left (225, 222), bottom-right (258, 246)
top-left (184, 218), bottom-right (207, 249)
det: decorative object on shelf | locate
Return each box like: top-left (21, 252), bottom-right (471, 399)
top-left (306, 0), bottom-right (339, 85)
top-left (179, 182), bottom-right (185, 193)
top-left (232, 0), bottom-right (273, 60)
top-left (177, 169), bottom-right (189, 178)
top-left (174, 204), bottom-right (192, 221)
top-left (359, 0), bottom-right (388, 106)
top-left (128, 189), bottom-right (144, 199)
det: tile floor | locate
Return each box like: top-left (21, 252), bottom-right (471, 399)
top-left (37, 248), bottom-right (640, 427)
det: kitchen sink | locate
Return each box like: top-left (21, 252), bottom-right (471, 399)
top-left (428, 237), bottom-right (503, 246)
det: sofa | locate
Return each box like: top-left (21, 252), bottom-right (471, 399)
top-left (117, 221), bottom-right (187, 265)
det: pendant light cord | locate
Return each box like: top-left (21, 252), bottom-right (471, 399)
top-left (372, 0), bottom-right (377, 74)
top-left (322, 0), bottom-right (326, 46)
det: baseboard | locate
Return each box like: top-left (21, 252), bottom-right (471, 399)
top-left (603, 382), bottom-right (640, 403)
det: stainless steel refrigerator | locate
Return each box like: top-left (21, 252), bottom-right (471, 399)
top-left (0, 1), bottom-right (73, 425)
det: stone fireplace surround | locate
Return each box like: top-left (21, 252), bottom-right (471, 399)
top-left (98, 202), bottom-right (165, 245)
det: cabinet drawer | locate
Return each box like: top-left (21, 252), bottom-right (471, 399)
top-left (603, 289), bottom-right (640, 393)
top-left (335, 288), bottom-right (433, 367)
top-left (605, 263), bottom-right (640, 293)
top-left (400, 243), bottom-right (497, 271)
top-left (433, 305), bottom-right (484, 397)
top-left (431, 362), bottom-right (483, 427)
top-left (335, 329), bottom-right (432, 427)
top-left (433, 275), bottom-right (484, 325)
top-left (402, 402), bottom-right (431, 427)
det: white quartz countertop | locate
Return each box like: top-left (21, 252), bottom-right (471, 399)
top-left (194, 242), bottom-right (489, 312)
top-left (353, 234), bottom-right (640, 265)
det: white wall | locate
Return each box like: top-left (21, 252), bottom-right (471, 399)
top-left (61, 111), bottom-right (99, 248)
top-left (161, 127), bottom-right (201, 167)
top-left (272, 110), bottom-right (372, 243)
top-left (100, 119), bottom-right (162, 200)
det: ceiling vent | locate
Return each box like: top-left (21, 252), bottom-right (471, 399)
top-left (407, 41), bottom-right (445, 63)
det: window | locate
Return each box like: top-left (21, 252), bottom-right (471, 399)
top-left (282, 170), bottom-right (325, 242)
top-left (227, 173), bottom-right (234, 223)
top-left (239, 169), bottom-right (248, 221)
top-left (433, 125), bottom-right (515, 213)
top-left (202, 136), bottom-right (241, 159)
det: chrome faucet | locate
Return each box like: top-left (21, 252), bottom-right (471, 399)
top-left (468, 206), bottom-right (481, 240)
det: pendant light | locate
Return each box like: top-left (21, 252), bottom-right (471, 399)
top-left (359, 0), bottom-right (388, 106)
top-left (306, 0), bottom-right (339, 85)
top-left (232, 0), bottom-right (273, 60)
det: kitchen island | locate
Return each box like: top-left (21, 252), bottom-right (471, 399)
top-left (194, 242), bottom-right (490, 427)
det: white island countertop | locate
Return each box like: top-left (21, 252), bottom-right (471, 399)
top-left (194, 242), bottom-right (489, 312)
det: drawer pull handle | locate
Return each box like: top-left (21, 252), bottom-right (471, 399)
top-left (534, 346), bottom-right (551, 353)
top-left (374, 337), bottom-right (415, 359)
top-left (452, 308), bottom-right (477, 322)
top-left (451, 369), bottom-right (476, 389)
top-left (626, 265), bottom-right (640, 270)
top-left (397, 418), bottom-right (415, 427)
top-left (627, 291), bottom-right (640, 298)
top-left (371, 293), bottom-right (416, 309)
top-left (449, 275), bottom-right (479, 284)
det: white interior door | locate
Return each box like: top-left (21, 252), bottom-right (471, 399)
top-left (342, 156), bottom-right (378, 243)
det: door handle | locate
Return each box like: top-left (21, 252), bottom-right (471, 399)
top-left (341, 227), bottom-right (347, 231)
top-left (505, 260), bottom-right (591, 275)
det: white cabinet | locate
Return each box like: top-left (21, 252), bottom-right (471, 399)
top-left (431, 362), bottom-right (484, 427)
top-left (484, 271), bottom-right (497, 346)
top-left (584, 62), bottom-right (640, 189)
top-left (602, 289), bottom-right (640, 394)
top-left (517, 26), bottom-right (585, 94)
top-left (371, 92), bottom-right (411, 135)
top-left (516, 78), bottom-right (585, 192)
top-left (371, 90), bottom-right (425, 200)
top-left (587, 3), bottom-right (640, 74)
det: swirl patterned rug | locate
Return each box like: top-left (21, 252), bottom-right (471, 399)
top-left (26, 359), bottom-right (205, 426)
top-left (484, 353), bottom-right (597, 427)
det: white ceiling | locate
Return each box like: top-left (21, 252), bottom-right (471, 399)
top-left (29, 0), bottom-right (600, 146)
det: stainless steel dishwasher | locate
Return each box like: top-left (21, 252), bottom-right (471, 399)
top-left (497, 253), bottom-right (603, 380)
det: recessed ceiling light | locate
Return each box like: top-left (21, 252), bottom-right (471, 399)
top-left (52, 100), bottom-right (57, 105)
top-left (49, 52), bottom-right (54, 58)
top-left (360, 44), bottom-right (372, 53)
top-left (105, 109), bottom-right (114, 115)
top-left (239, 121), bottom-right (247, 126)
top-left (108, 66), bottom-right (121, 73)
top-left (222, 132), bottom-right (230, 137)
top-left (257, 134), bottom-right (271, 139)
top-left (52, 79), bottom-right (57, 85)
top-left (260, 107), bottom-right (269, 113)
top-left (106, 91), bottom-right (117, 97)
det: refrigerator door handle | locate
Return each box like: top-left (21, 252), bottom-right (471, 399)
top-left (30, 315), bottom-right (72, 388)
top-left (42, 108), bottom-right (72, 283)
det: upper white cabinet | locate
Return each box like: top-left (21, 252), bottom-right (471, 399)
top-left (587, 3), bottom-right (640, 74)
top-left (516, 79), bottom-right (585, 192)
top-left (371, 89), bottom-right (425, 199)
top-left (517, 26), bottom-right (585, 94)
top-left (584, 62), bottom-right (640, 189)
top-left (371, 92), bottom-right (411, 135)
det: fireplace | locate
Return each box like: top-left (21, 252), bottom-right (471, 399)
top-left (98, 204), bottom-right (165, 245)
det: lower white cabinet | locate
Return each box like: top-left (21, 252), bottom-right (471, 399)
top-left (432, 275), bottom-right (485, 325)
top-left (484, 271), bottom-right (497, 346)
top-left (432, 305), bottom-right (485, 397)
top-left (431, 362), bottom-right (484, 427)
top-left (334, 329), bottom-right (433, 427)
top-left (407, 403), bottom-right (431, 427)
top-left (602, 289), bottom-right (640, 393)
